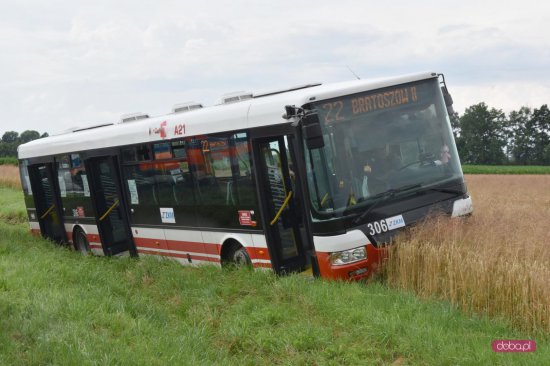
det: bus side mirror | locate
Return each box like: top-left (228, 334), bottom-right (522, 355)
top-left (438, 73), bottom-right (455, 116)
top-left (302, 113), bottom-right (325, 150)
top-left (441, 86), bottom-right (455, 116)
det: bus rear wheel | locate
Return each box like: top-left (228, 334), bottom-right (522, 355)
top-left (73, 227), bottom-right (90, 255)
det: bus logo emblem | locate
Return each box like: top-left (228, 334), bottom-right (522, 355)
top-left (149, 121), bottom-right (167, 139)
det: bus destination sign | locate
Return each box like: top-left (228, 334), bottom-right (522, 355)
top-left (317, 85), bottom-right (421, 125)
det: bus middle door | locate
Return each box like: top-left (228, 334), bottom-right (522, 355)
top-left (86, 156), bottom-right (135, 256)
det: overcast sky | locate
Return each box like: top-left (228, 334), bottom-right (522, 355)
top-left (1, 0), bottom-right (549, 136)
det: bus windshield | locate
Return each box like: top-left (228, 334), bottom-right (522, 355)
top-left (304, 78), bottom-right (462, 220)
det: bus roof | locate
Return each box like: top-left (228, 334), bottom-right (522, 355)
top-left (18, 71), bottom-right (438, 159)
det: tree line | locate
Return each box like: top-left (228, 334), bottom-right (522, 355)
top-left (0, 130), bottom-right (48, 157)
top-left (451, 103), bottom-right (550, 165)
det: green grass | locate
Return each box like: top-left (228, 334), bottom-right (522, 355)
top-left (1, 224), bottom-right (548, 365)
top-left (0, 156), bottom-right (18, 166)
top-left (462, 164), bottom-right (550, 174)
top-left (1, 187), bottom-right (548, 364)
top-left (0, 187), bottom-right (26, 223)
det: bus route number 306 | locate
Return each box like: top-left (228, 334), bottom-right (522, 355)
top-left (366, 214), bottom-right (406, 235)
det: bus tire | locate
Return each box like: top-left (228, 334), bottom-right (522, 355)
top-left (232, 246), bottom-right (252, 267)
top-left (73, 227), bottom-right (90, 255)
top-left (222, 241), bottom-right (252, 268)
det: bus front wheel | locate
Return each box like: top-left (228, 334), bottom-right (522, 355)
top-left (232, 247), bottom-right (252, 267)
top-left (222, 242), bottom-right (252, 268)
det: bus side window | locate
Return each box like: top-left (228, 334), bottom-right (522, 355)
top-left (124, 164), bottom-right (158, 206)
top-left (231, 133), bottom-right (256, 206)
top-left (154, 161), bottom-right (195, 207)
top-left (194, 136), bottom-right (228, 206)
top-left (122, 145), bottom-right (150, 163)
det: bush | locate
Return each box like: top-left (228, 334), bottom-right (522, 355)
top-left (0, 157), bottom-right (18, 166)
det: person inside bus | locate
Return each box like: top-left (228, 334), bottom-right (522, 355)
top-left (360, 152), bottom-right (383, 197)
top-left (434, 143), bottom-right (451, 166)
top-left (360, 162), bottom-right (371, 198)
top-left (361, 145), bottom-right (401, 196)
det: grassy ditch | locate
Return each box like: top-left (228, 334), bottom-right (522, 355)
top-left (0, 219), bottom-right (546, 365)
top-left (0, 187), bottom-right (26, 224)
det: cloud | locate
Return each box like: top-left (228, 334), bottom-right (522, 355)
top-left (451, 82), bottom-right (550, 114)
top-left (438, 24), bottom-right (473, 35)
top-left (1, 0), bottom-right (550, 135)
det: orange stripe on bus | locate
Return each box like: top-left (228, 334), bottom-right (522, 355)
top-left (166, 239), bottom-right (220, 255)
top-left (137, 248), bottom-right (220, 263)
top-left (135, 237), bottom-right (270, 261)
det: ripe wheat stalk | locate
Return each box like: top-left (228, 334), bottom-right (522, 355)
top-left (0, 165), bottom-right (21, 189)
top-left (385, 175), bottom-right (550, 334)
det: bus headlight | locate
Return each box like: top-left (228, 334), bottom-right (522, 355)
top-left (329, 246), bottom-right (367, 266)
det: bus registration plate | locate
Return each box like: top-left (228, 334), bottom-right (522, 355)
top-left (367, 215), bottom-right (406, 236)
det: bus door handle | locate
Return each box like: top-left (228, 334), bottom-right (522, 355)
top-left (270, 191), bottom-right (293, 226)
top-left (40, 204), bottom-right (56, 220)
top-left (99, 199), bottom-right (120, 222)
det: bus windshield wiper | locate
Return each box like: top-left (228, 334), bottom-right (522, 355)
top-left (424, 186), bottom-right (464, 195)
top-left (351, 183), bottom-right (421, 225)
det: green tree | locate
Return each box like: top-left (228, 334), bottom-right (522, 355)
top-left (19, 130), bottom-right (41, 144)
top-left (0, 130), bottom-right (47, 158)
top-left (544, 144), bottom-right (550, 164)
top-left (459, 103), bottom-right (507, 164)
top-left (449, 111), bottom-right (461, 139)
top-left (509, 105), bottom-right (550, 165)
top-left (508, 107), bottom-right (534, 164)
top-left (449, 111), bottom-right (467, 162)
top-left (2, 131), bottom-right (19, 143)
top-left (531, 105), bottom-right (550, 164)
top-left (0, 142), bottom-right (18, 157)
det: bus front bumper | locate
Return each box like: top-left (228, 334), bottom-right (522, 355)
top-left (316, 244), bottom-right (384, 280)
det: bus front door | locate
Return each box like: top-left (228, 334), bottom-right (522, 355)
top-left (254, 135), bottom-right (307, 274)
top-left (28, 163), bottom-right (66, 243)
top-left (87, 156), bottom-right (135, 256)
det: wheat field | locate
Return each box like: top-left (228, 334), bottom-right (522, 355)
top-left (0, 164), bottom-right (21, 189)
top-left (386, 175), bottom-right (550, 334)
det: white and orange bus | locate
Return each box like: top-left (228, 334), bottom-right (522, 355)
top-left (17, 72), bottom-right (472, 280)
